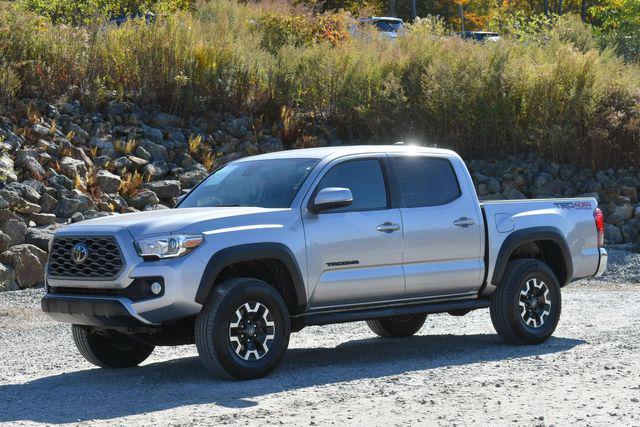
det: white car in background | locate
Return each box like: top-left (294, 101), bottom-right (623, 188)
top-left (356, 16), bottom-right (404, 40)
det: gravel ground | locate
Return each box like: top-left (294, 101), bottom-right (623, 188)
top-left (1, 247), bottom-right (639, 426)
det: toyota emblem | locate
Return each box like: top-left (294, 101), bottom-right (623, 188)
top-left (71, 243), bottom-right (89, 264)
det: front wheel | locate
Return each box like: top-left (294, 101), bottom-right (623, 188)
top-left (366, 314), bottom-right (427, 338)
top-left (195, 277), bottom-right (291, 380)
top-left (72, 325), bottom-right (155, 368)
top-left (490, 259), bottom-right (562, 345)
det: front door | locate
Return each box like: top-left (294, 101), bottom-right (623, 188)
top-left (303, 156), bottom-right (405, 309)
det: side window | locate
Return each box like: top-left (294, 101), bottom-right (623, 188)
top-left (391, 157), bottom-right (461, 207)
top-left (315, 159), bottom-right (388, 212)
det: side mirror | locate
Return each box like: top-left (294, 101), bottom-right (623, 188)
top-left (309, 187), bottom-right (353, 213)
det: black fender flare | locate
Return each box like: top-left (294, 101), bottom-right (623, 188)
top-left (195, 242), bottom-right (306, 309)
top-left (490, 226), bottom-right (573, 286)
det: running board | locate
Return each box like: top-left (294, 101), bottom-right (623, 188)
top-left (300, 299), bottom-right (491, 327)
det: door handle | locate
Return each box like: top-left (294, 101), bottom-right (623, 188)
top-left (454, 217), bottom-right (475, 228)
top-left (377, 222), bottom-right (401, 233)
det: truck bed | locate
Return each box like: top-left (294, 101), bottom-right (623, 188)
top-left (481, 197), bottom-right (601, 287)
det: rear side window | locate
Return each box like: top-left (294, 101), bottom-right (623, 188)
top-left (391, 157), bottom-right (461, 207)
top-left (316, 159), bottom-right (388, 212)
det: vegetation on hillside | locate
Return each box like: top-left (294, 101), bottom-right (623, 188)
top-left (1, 0), bottom-right (639, 169)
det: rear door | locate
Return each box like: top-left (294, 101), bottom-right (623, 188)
top-left (389, 154), bottom-right (484, 298)
top-left (302, 155), bottom-right (405, 309)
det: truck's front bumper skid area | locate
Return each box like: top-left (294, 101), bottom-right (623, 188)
top-left (41, 295), bottom-right (151, 328)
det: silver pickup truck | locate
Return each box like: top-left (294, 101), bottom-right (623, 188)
top-left (41, 145), bottom-right (607, 379)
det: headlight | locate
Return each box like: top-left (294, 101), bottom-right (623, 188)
top-left (134, 234), bottom-right (204, 259)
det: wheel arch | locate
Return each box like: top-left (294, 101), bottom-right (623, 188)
top-left (195, 243), bottom-right (306, 314)
top-left (491, 226), bottom-right (573, 287)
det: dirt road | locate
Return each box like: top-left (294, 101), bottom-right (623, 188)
top-left (1, 248), bottom-right (639, 426)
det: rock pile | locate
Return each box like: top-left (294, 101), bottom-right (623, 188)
top-left (0, 99), bottom-right (637, 290)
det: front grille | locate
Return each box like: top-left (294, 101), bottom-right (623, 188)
top-left (48, 236), bottom-right (124, 279)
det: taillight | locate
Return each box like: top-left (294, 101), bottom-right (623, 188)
top-left (594, 208), bottom-right (604, 247)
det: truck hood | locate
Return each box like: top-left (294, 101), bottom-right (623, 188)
top-left (64, 207), bottom-right (293, 238)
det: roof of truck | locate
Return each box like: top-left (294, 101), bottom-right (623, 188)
top-left (238, 145), bottom-right (457, 161)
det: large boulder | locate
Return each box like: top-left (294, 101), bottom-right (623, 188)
top-left (179, 169), bottom-right (208, 189)
top-left (604, 223), bottom-right (623, 245)
top-left (25, 228), bottom-right (54, 251)
top-left (95, 170), bottom-right (122, 194)
top-left (0, 262), bottom-right (17, 292)
top-left (0, 211), bottom-right (27, 247)
top-left (608, 204), bottom-right (634, 226)
top-left (143, 180), bottom-right (181, 199)
top-left (0, 244), bottom-right (47, 288)
top-left (128, 189), bottom-right (160, 210)
top-left (151, 112), bottom-right (182, 127)
top-left (55, 193), bottom-right (96, 218)
top-left (60, 156), bottom-right (88, 181)
top-left (226, 116), bottom-right (250, 138)
top-left (141, 125), bottom-right (164, 143)
top-left (138, 139), bottom-right (168, 161)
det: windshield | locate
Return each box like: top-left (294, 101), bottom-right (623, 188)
top-left (374, 20), bottom-right (403, 32)
top-left (178, 158), bottom-right (318, 209)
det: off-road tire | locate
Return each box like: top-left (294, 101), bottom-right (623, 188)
top-left (366, 314), bottom-right (427, 338)
top-left (72, 325), bottom-right (155, 368)
top-left (490, 259), bottom-right (562, 345)
top-left (195, 277), bottom-right (291, 380)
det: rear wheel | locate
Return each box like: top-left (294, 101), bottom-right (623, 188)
top-left (366, 314), bottom-right (427, 338)
top-left (72, 325), bottom-right (155, 368)
top-left (490, 259), bottom-right (561, 345)
top-left (195, 277), bottom-right (291, 380)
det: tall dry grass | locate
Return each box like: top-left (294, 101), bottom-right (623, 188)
top-left (0, 1), bottom-right (638, 168)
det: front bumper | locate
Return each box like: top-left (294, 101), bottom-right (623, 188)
top-left (594, 247), bottom-right (608, 278)
top-left (41, 294), bottom-right (158, 327)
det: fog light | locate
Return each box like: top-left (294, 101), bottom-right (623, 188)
top-left (150, 282), bottom-right (163, 295)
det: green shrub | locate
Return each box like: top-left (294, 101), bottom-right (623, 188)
top-left (1, 1), bottom-right (639, 168)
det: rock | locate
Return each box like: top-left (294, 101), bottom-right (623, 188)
top-left (179, 169), bottom-right (208, 189)
top-left (0, 232), bottom-right (11, 252)
top-left (60, 156), bottom-right (88, 181)
top-left (5, 182), bottom-right (41, 202)
top-left (112, 156), bottom-right (133, 171)
top-left (151, 112), bottom-right (182, 127)
top-left (226, 116), bottom-right (251, 138)
top-left (143, 180), bottom-right (181, 199)
top-left (620, 219), bottom-right (640, 243)
top-left (503, 186), bottom-right (526, 200)
top-left (0, 244), bottom-right (47, 288)
top-left (47, 172), bottom-right (74, 191)
top-left (106, 101), bottom-right (126, 115)
top-left (128, 189), bottom-right (160, 210)
top-left (0, 262), bottom-right (17, 292)
top-left (138, 139), bottom-right (168, 161)
top-left (22, 156), bottom-right (46, 178)
top-left (71, 212), bottom-right (85, 223)
top-left (1, 218), bottom-right (26, 246)
top-left (25, 228), bottom-right (54, 251)
top-left (95, 170), bottom-right (121, 193)
top-left (55, 194), bottom-right (96, 218)
top-left (39, 194), bottom-right (58, 214)
top-left (476, 183), bottom-right (488, 196)
top-left (608, 204), bottom-right (634, 225)
top-left (484, 177), bottom-right (501, 194)
top-left (141, 125), bottom-right (164, 143)
top-left (27, 213), bottom-right (57, 226)
top-left (604, 223), bottom-right (623, 245)
top-left (258, 135), bottom-right (283, 153)
top-left (143, 160), bottom-right (169, 179)
top-left (89, 137), bottom-right (115, 151)
top-left (620, 186), bottom-right (638, 203)
top-left (128, 155), bottom-right (148, 169)
top-left (134, 146), bottom-right (152, 161)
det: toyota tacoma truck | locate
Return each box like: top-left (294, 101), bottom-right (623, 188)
top-left (41, 145), bottom-right (608, 380)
